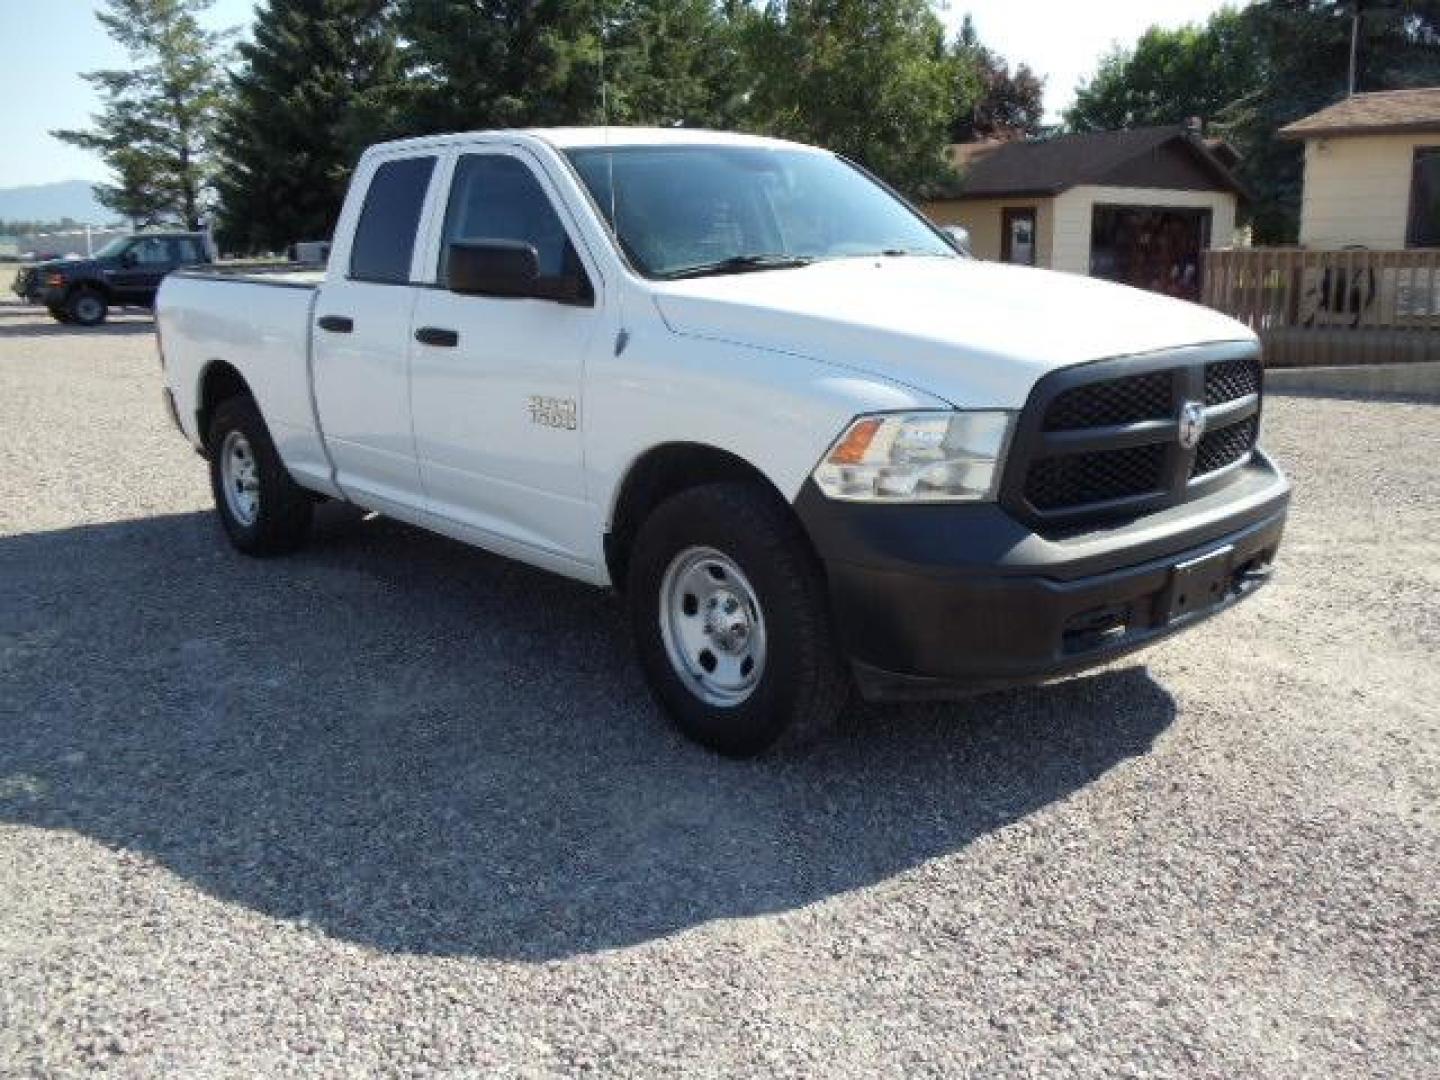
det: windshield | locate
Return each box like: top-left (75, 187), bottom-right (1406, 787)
top-left (93, 237), bottom-right (131, 259)
top-left (566, 146), bottom-right (954, 278)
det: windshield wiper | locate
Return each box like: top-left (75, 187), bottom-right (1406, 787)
top-left (659, 254), bottom-right (815, 280)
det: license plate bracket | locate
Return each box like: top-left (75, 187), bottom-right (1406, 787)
top-left (1162, 545), bottom-right (1234, 623)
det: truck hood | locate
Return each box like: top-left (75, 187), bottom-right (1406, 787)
top-left (29, 257), bottom-right (106, 276)
top-left (651, 256), bottom-right (1255, 407)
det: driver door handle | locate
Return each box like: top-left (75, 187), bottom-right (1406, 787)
top-left (317, 315), bottom-right (353, 333)
top-left (415, 327), bottom-right (459, 347)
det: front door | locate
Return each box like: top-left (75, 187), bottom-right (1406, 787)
top-left (108, 235), bottom-right (174, 302)
top-left (312, 152), bottom-right (439, 513)
top-left (407, 149), bottom-right (604, 568)
top-left (1001, 207), bottom-right (1037, 266)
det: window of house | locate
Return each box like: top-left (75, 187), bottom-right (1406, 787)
top-left (349, 155), bottom-right (436, 283)
top-left (1407, 148), bottom-right (1440, 249)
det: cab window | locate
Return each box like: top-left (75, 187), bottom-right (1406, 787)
top-left (172, 236), bottom-right (206, 264)
top-left (349, 155), bottom-right (437, 284)
top-left (437, 154), bottom-right (585, 287)
top-left (131, 237), bottom-right (172, 265)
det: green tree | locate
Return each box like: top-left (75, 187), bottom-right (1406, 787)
top-left (216, 0), bottom-right (399, 252)
top-left (740, 0), bottom-right (957, 194)
top-left (1064, 10), bottom-right (1263, 134)
top-left (53, 0), bottom-right (230, 229)
top-left (948, 14), bottom-right (1045, 142)
top-left (1065, 1), bottom-right (1440, 243)
top-left (392, 0), bottom-right (604, 133)
top-left (393, 0), bottom-right (746, 135)
top-left (601, 0), bottom-right (752, 127)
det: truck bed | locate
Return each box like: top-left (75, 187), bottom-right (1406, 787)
top-left (172, 263), bottom-right (325, 289)
top-left (157, 270), bottom-right (337, 496)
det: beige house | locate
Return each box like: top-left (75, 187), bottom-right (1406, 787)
top-left (923, 126), bottom-right (1246, 302)
top-left (1278, 87), bottom-right (1440, 248)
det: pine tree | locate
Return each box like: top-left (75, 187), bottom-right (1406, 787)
top-left (216, 0), bottom-right (399, 253)
top-left (393, 0), bottom-right (604, 134)
top-left (601, 0), bottom-right (750, 128)
top-left (392, 0), bottom-right (744, 136)
top-left (53, 0), bottom-right (230, 229)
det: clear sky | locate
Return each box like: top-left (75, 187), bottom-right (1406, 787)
top-left (0, 0), bottom-right (1242, 189)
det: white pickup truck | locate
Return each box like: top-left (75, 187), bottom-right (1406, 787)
top-left (157, 128), bottom-right (1289, 756)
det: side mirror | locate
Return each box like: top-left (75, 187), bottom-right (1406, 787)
top-left (119, 249), bottom-right (137, 267)
top-left (446, 240), bottom-right (591, 304)
top-left (447, 240), bottom-right (537, 297)
top-left (941, 226), bottom-right (973, 257)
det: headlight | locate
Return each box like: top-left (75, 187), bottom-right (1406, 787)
top-left (812, 410), bottom-right (1016, 502)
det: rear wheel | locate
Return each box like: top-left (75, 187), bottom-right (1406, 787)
top-left (67, 288), bottom-right (107, 326)
top-left (207, 395), bottom-right (313, 555)
top-left (627, 482), bottom-right (850, 756)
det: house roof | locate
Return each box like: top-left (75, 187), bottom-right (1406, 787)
top-left (948, 126), bottom-right (1247, 200)
top-left (1278, 87), bottom-right (1440, 139)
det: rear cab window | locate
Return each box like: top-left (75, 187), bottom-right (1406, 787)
top-left (172, 236), bottom-right (207, 264)
top-left (349, 156), bottom-right (437, 284)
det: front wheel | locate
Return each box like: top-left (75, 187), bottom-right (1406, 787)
top-left (66, 288), bottom-right (107, 326)
top-left (207, 396), bottom-right (313, 556)
top-left (627, 482), bottom-right (850, 756)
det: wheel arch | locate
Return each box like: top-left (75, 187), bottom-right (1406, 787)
top-left (66, 277), bottom-right (111, 304)
top-left (196, 360), bottom-right (255, 454)
top-left (604, 441), bottom-right (818, 592)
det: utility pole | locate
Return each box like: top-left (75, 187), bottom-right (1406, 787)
top-left (1349, 0), bottom-right (1362, 95)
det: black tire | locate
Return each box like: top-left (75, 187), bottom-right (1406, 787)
top-left (47, 305), bottom-right (73, 324)
top-left (207, 395), bottom-right (313, 556)
top-left (627, 482), bottom-right (851, 757)
top-left (67, 287), bottom-right (108, 326)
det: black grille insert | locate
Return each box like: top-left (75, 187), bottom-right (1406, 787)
top-left (1004, 346), bottom-right (1265, 531)
top-left (1192, 417), bottom-right (1257, 477)
top-left (1043, 370), bottom-right (1173, 431)
top-left (1204, 356), bottom-right (1261, 405)
top-left (1024, 443), bottom-right (1167, 510)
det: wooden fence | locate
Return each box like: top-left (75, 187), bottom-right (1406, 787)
top-left (1201, 248), bottom-right (1440, 367)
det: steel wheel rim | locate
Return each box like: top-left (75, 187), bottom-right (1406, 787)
top-left (75, 295), bottom-right (103, 322)
top-left (220, 429), bottom-right (261, 527)
top-left (658, 546), bottom-right (767, 707)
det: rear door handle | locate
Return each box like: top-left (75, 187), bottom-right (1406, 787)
top-left (317, 315), bottom-right (353, 333)
top-left (414, 327), bottom-right (459, 347)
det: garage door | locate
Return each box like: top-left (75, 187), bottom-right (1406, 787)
top-left (1089, 205), bottom-right (1212, 302)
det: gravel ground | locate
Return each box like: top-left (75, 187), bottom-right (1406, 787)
top-left (0, 300), bottom-right (1436, 1078)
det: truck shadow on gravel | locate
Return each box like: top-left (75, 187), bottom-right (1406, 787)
top-left (0, 318), bottom-right (155, 339)
top-left (0, 506), bottom-right (1176, 961)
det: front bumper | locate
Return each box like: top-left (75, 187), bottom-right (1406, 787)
top-left (15, 278), bottom-right (59, 306)
top-left (796, 451), bottom-right (1290, 701)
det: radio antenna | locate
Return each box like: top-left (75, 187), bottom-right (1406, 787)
top-left (598, 3), bottom-right (618, 236)
top-left (598, 2), bottom-right (609, 127)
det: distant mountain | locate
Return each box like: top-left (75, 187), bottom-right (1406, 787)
top-left (0, 180), bottom-right (116, 227)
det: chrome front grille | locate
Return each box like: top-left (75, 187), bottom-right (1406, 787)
top-left (1002, 345), bottom-right (1263, 532)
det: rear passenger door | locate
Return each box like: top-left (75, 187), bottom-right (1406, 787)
top-left (312, 152), bottom-right (441, 514)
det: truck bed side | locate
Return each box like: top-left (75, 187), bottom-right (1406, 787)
top-left (157, 272), bottom-right (339, 497)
